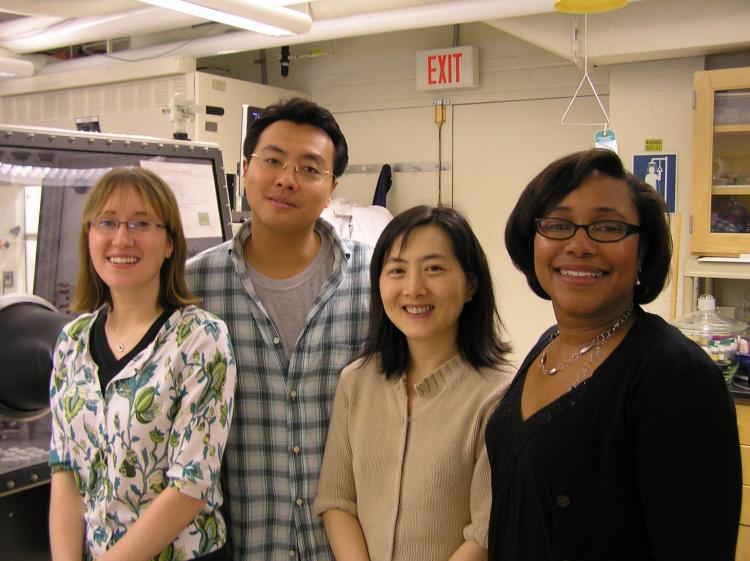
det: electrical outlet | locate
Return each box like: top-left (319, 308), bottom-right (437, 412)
top-left (3, 271), bottom-right (13, 289)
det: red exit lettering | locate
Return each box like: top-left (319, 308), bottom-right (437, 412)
top-left (427, 52), bottom-right (463, 85)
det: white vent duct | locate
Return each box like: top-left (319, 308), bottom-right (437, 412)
top-left (0, 55), bottom-right (34, 77)
top-left (0, 16), bottom-right (65, 41)
top-left (0, 0), bottom-right (138, 18)
top-left (0, 7), bottom-right (202, 53)
top-left (32, 0), bottom-right (561, 75)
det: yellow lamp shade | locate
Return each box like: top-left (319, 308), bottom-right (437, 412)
top-left (554, 0), bottom-right (629, 13)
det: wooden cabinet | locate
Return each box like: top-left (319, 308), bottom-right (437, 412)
top-left (737, 400), bottom-right (750, 560)
top-left (692, 67), bottom-right (750, 256)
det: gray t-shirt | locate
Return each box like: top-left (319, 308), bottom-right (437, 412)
top-left (247, 231), bottom-right (334, 359)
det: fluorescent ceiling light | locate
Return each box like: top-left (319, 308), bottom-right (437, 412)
top-left (137, 0), bottom-right (312, 36)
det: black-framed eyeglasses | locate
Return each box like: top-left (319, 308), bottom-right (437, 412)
top-left (249, 153), bottom-right (334, 185)
top-left (89, 218), bottom-right (167, 234)
top-left (534, 217), bottom-right (641, 243)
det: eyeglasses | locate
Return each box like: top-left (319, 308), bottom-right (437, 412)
top-left (249, 153), bottom-right (334, 185)
top-left (535, 217), bottom-right (641, 243)
top-left (90, 218), bottom-right (167, 234)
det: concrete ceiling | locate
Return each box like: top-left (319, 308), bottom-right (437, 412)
top-left (0, 0), bottom-right (747, 78)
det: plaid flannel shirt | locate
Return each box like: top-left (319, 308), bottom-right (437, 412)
top-left (185, 218), bottom-right (372, 561)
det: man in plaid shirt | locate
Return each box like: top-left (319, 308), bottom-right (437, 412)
top-left (186, 98), bottom-right (371, 561)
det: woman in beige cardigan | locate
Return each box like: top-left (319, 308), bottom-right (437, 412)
top-left (313, 205), bottom-right (513, 561)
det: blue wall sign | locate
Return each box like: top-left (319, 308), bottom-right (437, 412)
top-left (633, 153), bottom-right (677, 213)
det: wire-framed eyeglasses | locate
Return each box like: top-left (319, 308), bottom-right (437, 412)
top-left (249, 153), bottom-right (334, 185)
top-left (90, 218), bottom-right (167, 234)
top-left (535, 217), bottom-right (641, 243)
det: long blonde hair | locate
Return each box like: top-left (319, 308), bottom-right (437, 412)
top-left (71, 167), bottom-right (199, 312)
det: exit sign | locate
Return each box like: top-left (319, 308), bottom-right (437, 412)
top-left (416, 46), bottom-right (478, 91)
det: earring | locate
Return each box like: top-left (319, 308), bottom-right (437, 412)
top-left (635, 270), bottom-right (642, 287)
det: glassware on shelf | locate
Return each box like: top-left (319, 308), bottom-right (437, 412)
top-left (672, 294), bottom-right (748, 385)
top-left (710, 195), bottom-right (750, 233)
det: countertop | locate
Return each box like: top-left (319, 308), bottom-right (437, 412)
top-left (732, 384), bottom-right (750, 402)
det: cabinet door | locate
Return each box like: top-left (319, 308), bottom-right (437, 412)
top-left (738, 403), bottom-right (750, 561)
top-left (692, 68), bottom-right (750, 256)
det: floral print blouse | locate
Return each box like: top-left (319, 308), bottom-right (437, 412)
top-left (49, 305), bottom-right (236, 561)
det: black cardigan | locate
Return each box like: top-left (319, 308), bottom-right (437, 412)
top-left (486, 309), bottom-right (741, 561)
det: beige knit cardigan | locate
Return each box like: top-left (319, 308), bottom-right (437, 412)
top-left (313, 354), bottom-right (513, 561)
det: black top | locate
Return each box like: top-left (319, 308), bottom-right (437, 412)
top-left (90, 307), bottom-right (173, 391)
top-left (486, 308), bottom-right (741, 561)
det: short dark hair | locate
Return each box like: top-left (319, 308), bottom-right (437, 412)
top-left (242, 97), bottom-right (349, 178)
top-left (361, 205), bottom-right (512, 377)
top-left (504, 148), bottom-right (672, 304)
top-left (71, 167), bottom-right (198, 312)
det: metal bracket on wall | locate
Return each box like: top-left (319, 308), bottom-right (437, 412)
top-left (345, 162), bottom-right (451, 174)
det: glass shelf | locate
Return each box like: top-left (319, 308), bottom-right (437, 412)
top-left (709, 87), bottom-right (750, 237)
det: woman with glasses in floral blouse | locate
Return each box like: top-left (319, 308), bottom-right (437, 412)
top-left (49, 167), bottom-right (236, 561)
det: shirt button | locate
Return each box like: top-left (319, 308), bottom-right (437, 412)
top-left (272, 336), bottom-right (281, 345)
top-left (295, 497), bottom-right (304, 506)
top-left (289, 389), bottom-right (298, 399)
top-left (292, 445), bottom-right (301, 454)
top-left (556, 494), bottom-right (571, 508)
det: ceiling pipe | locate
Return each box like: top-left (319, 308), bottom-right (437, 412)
top-left (0, 0), bottom-right (140, 18)
top-left (0, 7), bottom-right (204, 53)
top-left (0, 55), bottom-right (34, 77)
top-left (0, 15), bottom-right (66, 41)
top-left (35, 0), bottom-right (561, 75)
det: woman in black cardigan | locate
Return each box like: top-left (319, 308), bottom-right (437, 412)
top-left (487, 148), bottom-right (741, 561)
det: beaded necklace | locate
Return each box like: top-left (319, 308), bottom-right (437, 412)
top-left (539, 304), bottom-right (634, 381)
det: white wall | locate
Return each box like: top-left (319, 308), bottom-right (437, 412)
top-left (333, 106), bottom-right (448, 212)
top-left (259, 23), bottom-right (609, 220)
top-left (239, 23), bottom-right (619, 361)
top-left (452, 97), bottom-right (608, 364)
top-left (238, 24), bottom-right (711, 356)
top-left (261, 23), bottom-right (606, 112)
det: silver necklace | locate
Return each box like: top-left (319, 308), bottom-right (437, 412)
top-left (109, 320), bottom-right (133, 354)
top-left (539, 304), bottom-right (634, 377)
top-left (107, 311), bottom-right (160, 355)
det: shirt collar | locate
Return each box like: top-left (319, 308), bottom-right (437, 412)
top-left (411, 353), bottom-right (470, 399)
top-left (229, 215), bottom-right (351, 274)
